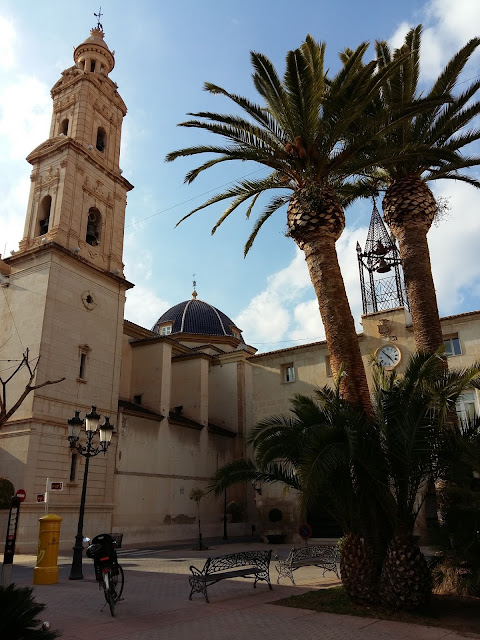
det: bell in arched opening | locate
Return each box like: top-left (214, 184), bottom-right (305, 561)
top-left (356, 199), bottom-right (407, 314)
top-left (86, 208), bottom-right (100, 246)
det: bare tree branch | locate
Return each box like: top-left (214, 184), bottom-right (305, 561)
top-left (0, 349), bottom-right (65, 429)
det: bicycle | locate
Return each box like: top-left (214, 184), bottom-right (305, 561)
top-left (86, 533), bottom-right (124, 616)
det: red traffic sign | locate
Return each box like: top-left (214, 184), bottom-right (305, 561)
top-left (15, 489), bottom-right (26, 502)
top-left (298, 523), bottom-right (313, 540)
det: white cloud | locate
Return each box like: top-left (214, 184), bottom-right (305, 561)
top-left (425, 0), bottom-right (480, 45)
top-left (389, 21), bottom-right (413, 50)
top-left (236, 226), bottom-right (370, 352)
top-left (387, 2), bottom-right (480, 81)
top-left (235, 249), bottom-right (311, 347)
top-left (421, 0), bottom-right (480, 80)
top-left (124, 284), bottom-right (171, 329)
top-left (291, 299), bottom-right (324, 342)
top-left (429, 179), bottom-right (480, 314)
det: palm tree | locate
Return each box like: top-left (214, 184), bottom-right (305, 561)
top-left (374, 26), bottom-right (480, 354)
top-left (166, 36), bottom-right (407, 412)
top-left (372, 352), bottom-right (480, 609)
top-left (210, 352), bottom-right (480, 609)
top-left (210, 371), bottom-right (393, 604)
top-left (430, 416), bottom-right (480, 596)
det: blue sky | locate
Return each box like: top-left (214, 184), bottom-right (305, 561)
top-left (1, 0), bottom-right (480, 351)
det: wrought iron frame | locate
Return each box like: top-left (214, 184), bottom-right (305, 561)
top-left (357, 200), bottom-right (408, 315)
top-left (189, 550), bottom-right (272, 603)
top-left (274, 545), bottom-right (339, 585)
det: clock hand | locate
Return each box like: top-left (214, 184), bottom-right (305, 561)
top-left (385, 352), bottom-right (394, 363)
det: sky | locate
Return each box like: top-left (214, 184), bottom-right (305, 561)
top-left (1, 0), bottom-right (479, 353)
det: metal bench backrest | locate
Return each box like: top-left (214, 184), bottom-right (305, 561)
top-left (205, 550), bottom-right (271, 574)
top-left (289, 545), bottom-right (338, 562)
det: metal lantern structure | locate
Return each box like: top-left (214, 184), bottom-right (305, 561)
top-left (357, 200), bottom-right (408, 315)
top-left (67, 406), bottom-right (114, 580)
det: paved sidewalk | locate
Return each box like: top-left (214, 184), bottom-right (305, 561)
top-left (8, 542), bottom-right (479, 640)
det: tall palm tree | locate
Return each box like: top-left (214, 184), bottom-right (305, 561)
top-left (374, 26), bottom-right (480, 354)
top-left (166, 36), bottom-right (407, 412)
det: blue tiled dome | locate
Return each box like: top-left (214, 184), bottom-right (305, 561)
top-left (153, 299), bottom-right (243, 340)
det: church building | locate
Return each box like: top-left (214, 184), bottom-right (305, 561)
top-left (1, 25), bottom-right (479, 552)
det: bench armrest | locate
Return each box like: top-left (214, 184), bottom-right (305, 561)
top-left (189, 564), bottom-right (206, 577)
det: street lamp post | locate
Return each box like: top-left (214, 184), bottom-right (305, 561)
top-left (67, 406), bottom-right (113, 580)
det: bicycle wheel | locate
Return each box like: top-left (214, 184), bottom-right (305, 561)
top-left (113, 564), bottom-right (124, 599)
top-left (102, 570), bottom-right (115, 617)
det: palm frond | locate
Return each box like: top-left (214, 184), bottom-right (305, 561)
top-left (244, 194), bottom-right (290, 256)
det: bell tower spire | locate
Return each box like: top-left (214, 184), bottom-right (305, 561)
top-left (18, 19), bottom-right (132, 276)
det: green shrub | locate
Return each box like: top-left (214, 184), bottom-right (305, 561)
top-left (0, 584), bottom-right (62, 639)
top-left (0, 477), bottom-right (14, 509)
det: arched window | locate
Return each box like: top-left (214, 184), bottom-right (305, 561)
top-left (60, 118), bottom-right (69, 135)
top-left (90, 60), bottom-right (96, 73)
top-left (96, 127), bottom-right (106, 152)
top-left (86, 207), bottom-right (101, 246)
top-left (38, 195), bottom-right (52, 236)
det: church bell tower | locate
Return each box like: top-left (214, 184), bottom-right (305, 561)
top-left (0, 20), bottom-right (133, 548)
top-left (19, 24), bottom-right (132, 273)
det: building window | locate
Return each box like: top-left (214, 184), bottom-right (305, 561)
top-left (86, 207), bottom-right (101, 246)
top-left (90, 60), bottom-right (96, 73)
top-left (70, 453), bottom-right (78, 481)
top-left (444, 334), bottom-right (461, 357)
top-left (78, 345), bottom-right (90, 380)
top-left (79, 353), bottom-right (87, 379)
top-left (325, 355), bottom-right (333, 377)
top-left (160, 325), bottom-right (172, 336)
top-left (456, 391), bottom-right (478, 424)
top-left (60, 118), bottom-right (69, 135)
top-left (37, 195), bottom-right (52, 236)
top-left (96, 127), bottom-right (106, 152)
top-left (283, 363), bottom-right (295, 383)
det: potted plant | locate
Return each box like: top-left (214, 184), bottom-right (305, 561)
top-left (266, 508), bottom-right (286, 544)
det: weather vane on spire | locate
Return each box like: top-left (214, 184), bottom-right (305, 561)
top-left (192, 274), bottom-right (198, 299)
top-left (94, 6), bottom-right (103, 30)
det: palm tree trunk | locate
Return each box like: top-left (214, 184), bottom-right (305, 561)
top-left (392, 222), bottom-right (443, 354)
top-left (302, 232), bottom-right (371, 413)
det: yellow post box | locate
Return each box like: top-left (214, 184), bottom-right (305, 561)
top-left (33, 514), bottom-right (63, 585)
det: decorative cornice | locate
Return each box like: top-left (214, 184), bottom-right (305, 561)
top-left (51, 69), bottom-right (127, 115)
top-left (6, 241), bottom-right (134, 290)
top-left (26, 136), bottom-right (133, 192)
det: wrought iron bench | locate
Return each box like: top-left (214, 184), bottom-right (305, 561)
top-left (188, 550), bottom-right (272, 603)
top-left (275, 545), bottom-right (340, 585)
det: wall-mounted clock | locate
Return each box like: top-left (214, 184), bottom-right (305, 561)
top-left (376, 344), bottom-right (401, 369)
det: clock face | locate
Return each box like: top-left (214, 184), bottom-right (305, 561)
top-left (376, 345), bottom-right (401, 368)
